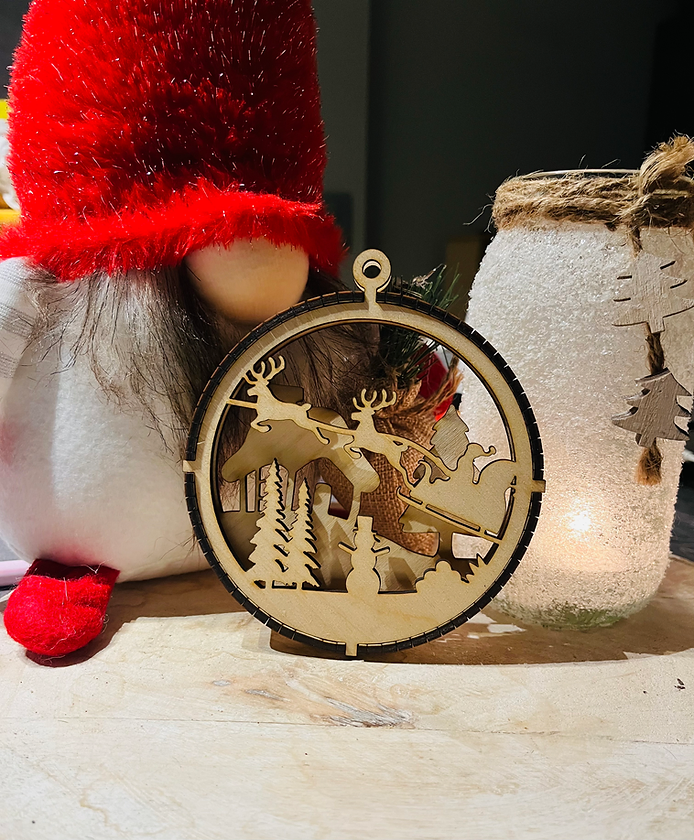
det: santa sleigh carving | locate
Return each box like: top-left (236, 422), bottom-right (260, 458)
top-left (399, 405), bottom-right (520, 555)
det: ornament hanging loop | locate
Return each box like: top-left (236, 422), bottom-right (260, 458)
top-left (353, 249), bottom-right (392, 303)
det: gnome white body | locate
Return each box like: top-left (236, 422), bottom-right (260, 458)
top-left (0, 239), bottom-right (312, 581)
top-left (0, 257), bottom-right (207, 583)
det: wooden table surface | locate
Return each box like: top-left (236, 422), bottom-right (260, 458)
top-left (1, 559), bottom-right (693, 840)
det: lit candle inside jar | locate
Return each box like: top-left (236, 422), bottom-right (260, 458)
top-left (567, 508), bottom-right (592, 534)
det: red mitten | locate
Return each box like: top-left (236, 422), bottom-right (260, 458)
top-left (3, 559), bottom-right (119, 656)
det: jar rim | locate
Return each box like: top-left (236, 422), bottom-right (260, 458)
top-left (518, 169), bottom-right (638, 180)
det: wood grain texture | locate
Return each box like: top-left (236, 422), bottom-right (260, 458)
top-left (1, 722), bottom-right (692, 840)
top-left (1, 560), bottom-right (694, 839)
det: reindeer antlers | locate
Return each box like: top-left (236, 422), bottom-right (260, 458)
top-left (352, 388), bottom-right (398, 412)
top-left (243, 355), bottom-right (286, 385)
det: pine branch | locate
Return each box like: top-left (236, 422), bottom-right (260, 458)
top-left (373, 265), bottom-right (461, 388)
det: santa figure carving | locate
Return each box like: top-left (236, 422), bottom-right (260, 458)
top-left (0, 0), bottom-right (451, 658)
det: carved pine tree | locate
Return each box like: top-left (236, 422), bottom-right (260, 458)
top-left (613, 252), bottom-right (694, 333)
top-left (612, 369), bottom-right (691, 448)
top-left (283, 479), bottom-right (321, 589)
top-left (247, 459), bottom-right (290, 588)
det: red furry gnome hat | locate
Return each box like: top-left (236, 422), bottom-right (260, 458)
top-left (0, 0), bottom-right (344, 281)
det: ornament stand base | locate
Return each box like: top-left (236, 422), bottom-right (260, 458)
top-left (2, 559), bottom-right (693, 839)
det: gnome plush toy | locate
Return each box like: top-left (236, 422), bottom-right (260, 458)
top-left (0, 0), bottom-right (346, 657)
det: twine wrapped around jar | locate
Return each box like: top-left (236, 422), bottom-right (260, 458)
top-left (494, 137), bottom-right (694, 486)
top-left (462, 137), bottom-right (694, 628)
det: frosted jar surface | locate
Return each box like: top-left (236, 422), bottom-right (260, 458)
top-left (463, 223), bottom-right (694, 627)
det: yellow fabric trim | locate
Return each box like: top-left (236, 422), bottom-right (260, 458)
top-left (0, 209), bottom-right (20, 226)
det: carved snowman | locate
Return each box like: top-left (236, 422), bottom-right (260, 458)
top-left (0, 0), bottom-right (344, 657)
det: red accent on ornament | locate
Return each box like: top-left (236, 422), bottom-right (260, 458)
top-left (3, 559), bottom-right (120, 657)
top-left (419, 354), bottom-right (454, 420)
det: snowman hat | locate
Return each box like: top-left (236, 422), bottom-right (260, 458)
top-left (0, 0), bottom-right (344, 281)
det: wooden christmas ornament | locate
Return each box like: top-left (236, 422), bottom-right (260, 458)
top-left (611, 246), bottom-right (694, 484)
top-left (185, 249), bottom-right (545, 656)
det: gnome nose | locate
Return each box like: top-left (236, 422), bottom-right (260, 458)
top-left (185, 237), bottom-right (309, 325)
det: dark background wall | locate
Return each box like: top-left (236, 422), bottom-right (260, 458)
top-left (314, 0), bottom-right (370, 264)
top-left (0, 0), bottom-right (29, 90)
top-left (1, 0), bottom-right (688, 280)
top-left (367, 0), bottom-right (681, 276)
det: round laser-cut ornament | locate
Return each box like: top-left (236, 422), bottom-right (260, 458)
top-left (185, 250), bottom-right (545, 656)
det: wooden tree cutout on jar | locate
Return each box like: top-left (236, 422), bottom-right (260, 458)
top-left (613, 252), bottom-right (694, 333)
top-left (612, 370), bottom-right (691, 450)
top-left (185, 249), bottom-right (545, 657)
top-left (612, 247), bottom-right (694, 483)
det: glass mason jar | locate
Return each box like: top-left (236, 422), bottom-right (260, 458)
top-left (462, 156), bottom-right (694, 628)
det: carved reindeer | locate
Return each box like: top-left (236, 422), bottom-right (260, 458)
top-left (348, 389), bottom-right (410, 476)
top-left (242, 356), bottom-right (328, 442)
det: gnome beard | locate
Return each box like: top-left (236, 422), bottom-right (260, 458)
top-left (0, 255), bottom-right (372, 657)
top-left (26, 258), bottom-right (361, 457)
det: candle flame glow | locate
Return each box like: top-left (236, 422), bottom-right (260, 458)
top-left (567, 509), bottom-right (592, 534)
